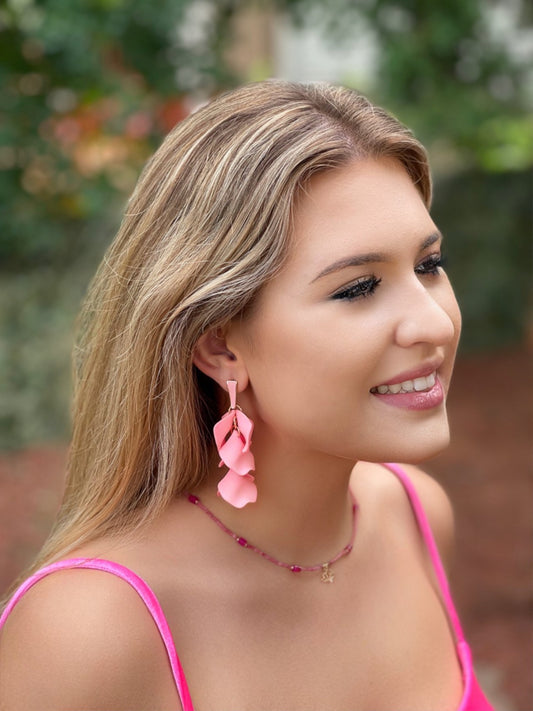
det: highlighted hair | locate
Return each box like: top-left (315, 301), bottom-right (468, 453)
top-left (23, 80), bottom-right (431, 575)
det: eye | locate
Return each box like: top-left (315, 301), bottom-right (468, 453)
top-left (415, 253), bottom-right (445, 276)
top-left (332, 276), bottom-right (381, 302)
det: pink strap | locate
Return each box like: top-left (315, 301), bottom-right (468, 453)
top-left (382, 463), bottom-right (466, 644)
top-left (0, 558), bottom-right (194, 711)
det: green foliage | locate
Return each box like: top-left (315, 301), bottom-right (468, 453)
top-left (0, 0), bottom-right (243, 447)
top-left (285, 0), bottom-right (533, 172)
top-left (432, 169), bottom-right (531, 351)
top-left (0, 214), bottom-right (116, 449)
top-left (0, 269), bottom-right (79, 447)
top-left (0, 0), bottom-right (531, 448)
top-left (0, 0), bottom-right (237, 269)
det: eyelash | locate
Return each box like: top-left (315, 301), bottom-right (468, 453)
top-left (332, 276), bottom-right (382, 302)
top-left (415, 253), bottom-right (444, 276)
top-left (331, 254), bottom-right (445, 302)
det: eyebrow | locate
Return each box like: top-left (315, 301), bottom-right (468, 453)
top-left (311, 231), bottom-right (442, 283)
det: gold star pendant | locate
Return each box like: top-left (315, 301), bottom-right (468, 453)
top-left (321, 563), bottom-right (335, 583)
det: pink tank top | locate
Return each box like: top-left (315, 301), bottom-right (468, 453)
top-left (0, 463), bottom-right (493, 710)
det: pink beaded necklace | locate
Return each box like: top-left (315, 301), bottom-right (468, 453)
top-left (187, 493), bottom-right (358, 583)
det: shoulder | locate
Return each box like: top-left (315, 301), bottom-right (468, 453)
top-left (0, 565), bottom-right (180, 710)
top-left (351, 461), bottom-right (455, 571)
top-left (395, 462), bottom-right (455, 568)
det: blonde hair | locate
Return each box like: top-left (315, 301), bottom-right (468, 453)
top-left (23, 80), bottom-right (431, 575)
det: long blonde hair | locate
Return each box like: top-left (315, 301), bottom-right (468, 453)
top-left (25, 80), bottom-right (431, 575)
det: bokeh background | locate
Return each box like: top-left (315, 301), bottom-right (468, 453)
top-left (1, 0), bottom-right (532, 707)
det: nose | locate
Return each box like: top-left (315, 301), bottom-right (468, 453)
top-left (394, 281), bottom-right (459, 349)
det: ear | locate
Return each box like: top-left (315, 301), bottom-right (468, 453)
top-left (193, 329), bottom-right (249, 391)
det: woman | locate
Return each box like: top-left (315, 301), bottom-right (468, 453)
top-left (0, 81), bottom-right (493, 710)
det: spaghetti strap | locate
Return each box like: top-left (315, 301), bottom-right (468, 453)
top-left (381, 464), bottom-right (495, 709)
top-left (382, 462), bottom-right (466, 644)
top-left (0, 558), bottom-right (194, 711)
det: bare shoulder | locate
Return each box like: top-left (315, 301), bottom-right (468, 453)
top-left (0, 567), bottom-right (180, 710)
top-left (396, 462), bottom-right (455, 568)
top-left (351, 461), bottom-right (455, 571)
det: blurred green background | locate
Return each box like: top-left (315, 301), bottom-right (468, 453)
top-left (1, 0), bottom-right (532, 450)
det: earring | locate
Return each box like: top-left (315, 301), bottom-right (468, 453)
top-left (213, 380), bottom-right (256, 508)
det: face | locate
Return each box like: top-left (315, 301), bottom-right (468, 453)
top-left (227, 158), bottom-right (461, 465)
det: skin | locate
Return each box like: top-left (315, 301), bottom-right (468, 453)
top-left (0, 158), bottom-right (464, 710)
top-left (227, 157), bottom-right (460, 467)
top-left (194, 157), bottom-right (461, 563)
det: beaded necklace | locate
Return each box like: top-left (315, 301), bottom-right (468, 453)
top-left (187, 493), bottom-right (358, 583)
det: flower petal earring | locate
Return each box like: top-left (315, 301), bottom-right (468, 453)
top-left (213, 380), bottom-right (256, 508)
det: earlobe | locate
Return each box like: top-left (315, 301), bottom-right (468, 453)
top-left (193, 330), bottom-right (248, 390)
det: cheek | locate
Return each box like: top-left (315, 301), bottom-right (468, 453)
top-left (241, 314), bottom-right (382, 447)
top-left (452, 296), bottom-right (462, 339)
top-left (443, 283), bottom-right (462, 346)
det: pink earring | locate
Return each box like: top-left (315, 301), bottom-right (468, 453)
top-left (213, 380), bottom-right (256, 508)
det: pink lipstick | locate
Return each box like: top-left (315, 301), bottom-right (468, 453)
top-left (371, 375), bottom-right (444, 410)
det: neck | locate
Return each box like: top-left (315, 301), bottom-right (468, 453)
top-left (195, 438), bottom-right (357, 567)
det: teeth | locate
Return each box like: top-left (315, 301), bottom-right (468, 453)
top-left (372, 372), bottom-right (436, 395)
top-left (413, 376), bottom-right (428, 391)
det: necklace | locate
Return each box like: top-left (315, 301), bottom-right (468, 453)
top-left (187, 492), bottom-right (358, 583)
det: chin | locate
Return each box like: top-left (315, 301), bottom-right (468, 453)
top-left (396, 432), bottom-right (451, 464)
top-left (362, 424), bottom-right (452, 465)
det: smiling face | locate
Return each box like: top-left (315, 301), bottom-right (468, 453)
top-left (226, 158), bottom-right (461, 466)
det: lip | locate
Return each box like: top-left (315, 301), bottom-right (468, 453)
top-left (372, 358), bottom-right (445, 389)
top-left (371, 376), bottom-right (444, 411)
